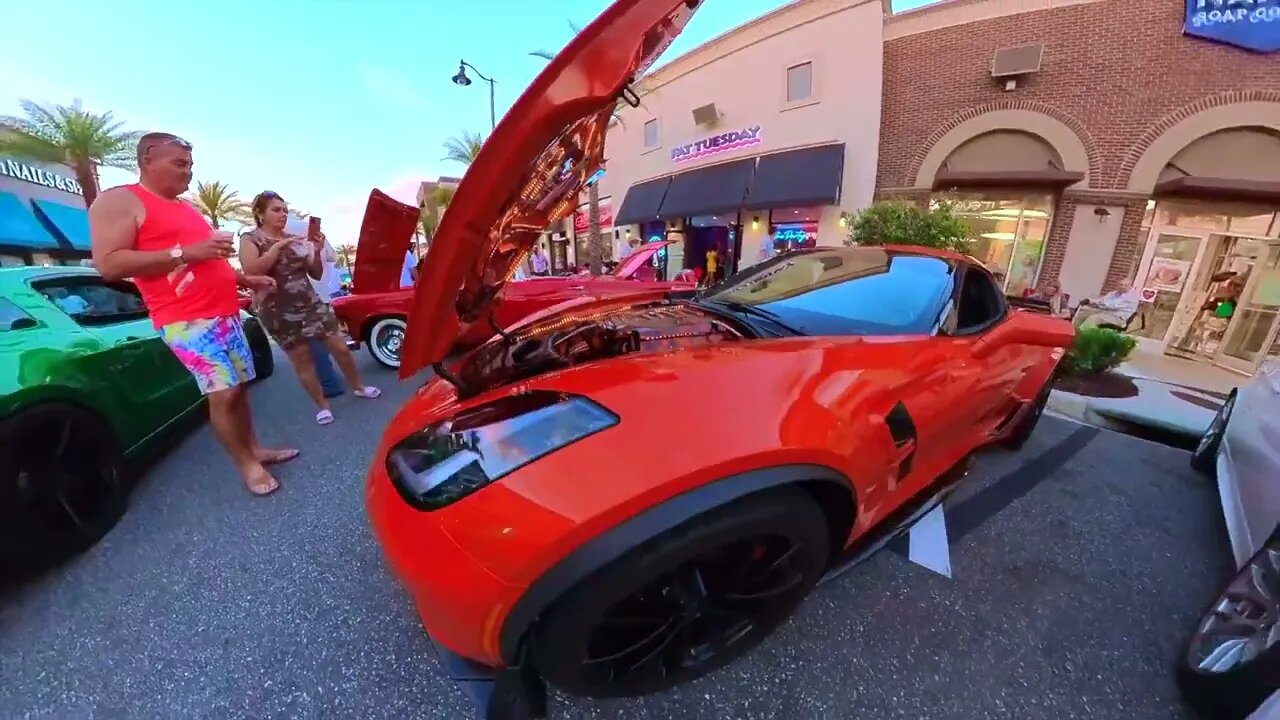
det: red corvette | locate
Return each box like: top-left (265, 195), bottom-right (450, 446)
top-left (331, 190), bottom-right (692, 369)
top-left (365, 1), bottom-right (1075, 718)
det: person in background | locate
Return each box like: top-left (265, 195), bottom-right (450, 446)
top-left (619, 237), bottom-right (640, 259)
top-left (400, 244), bottom-right (418, 288)
top-left (530, 246), bottom-right (551, 276)
top-left (1032, 280), bottom-right (1069, 318)
top-left (240, 191), bottom-right (380, 425)
top-left (1073, 283), bottom-right (1140, 329)
top-left (89, 132), bottom-right (288, 496)
top-left (285, 215), bottom-right (345, 399)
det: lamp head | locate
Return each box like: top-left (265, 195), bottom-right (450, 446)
top-left (452, 63), bottom-right (472, 87)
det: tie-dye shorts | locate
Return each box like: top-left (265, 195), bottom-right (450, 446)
top-left (158, 315), bottom-right (257, 395)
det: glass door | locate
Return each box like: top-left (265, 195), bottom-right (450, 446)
top-left (1133, 232), bottom-right (1204, 344)
top-left (1216, 240), bottom-right (1280, 374)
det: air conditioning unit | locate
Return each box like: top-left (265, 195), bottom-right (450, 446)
top-left (991, 44), bottom-right (1044, 90)
top-left (691, 102), bottom-right (721, 127)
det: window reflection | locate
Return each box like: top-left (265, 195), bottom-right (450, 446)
top-left (933, 194), bottom-right (1053, 296)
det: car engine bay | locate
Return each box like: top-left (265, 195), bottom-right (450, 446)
top-left (454, 301), bottom-right (745, 397)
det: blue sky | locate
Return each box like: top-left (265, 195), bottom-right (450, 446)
top-left (0, 0), bottom-right (936, 245)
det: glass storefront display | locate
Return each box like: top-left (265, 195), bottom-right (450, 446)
top-left (686, 213), bottom-right (742, 283)
top-left (768, 206), bottom-right (822, 256)
top-left (935, 194), bottom-right (1053, 297)
top-left (1134, 233), bottom-right (1201, 342)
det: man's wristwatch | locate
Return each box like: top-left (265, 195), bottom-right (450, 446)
top-left (169, 247), bottom-right (185, 264)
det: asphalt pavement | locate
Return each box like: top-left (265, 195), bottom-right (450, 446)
top-left (0, 347), bottom-right (1233, 720)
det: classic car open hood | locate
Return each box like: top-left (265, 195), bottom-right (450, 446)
top-left (613, 240), bottom-right (674, 279)
top-left (352, 189), bottom-right (420, 295)
top-left (399, 0), bottom-right (702, 378)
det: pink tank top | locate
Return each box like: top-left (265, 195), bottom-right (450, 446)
top-left (126, 184), bottom-right (239, 328)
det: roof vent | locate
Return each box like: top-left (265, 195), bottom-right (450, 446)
top-left (691, 102), bottom-right (721, 127)
top-left (991, 44), bottom-right (1044, 79)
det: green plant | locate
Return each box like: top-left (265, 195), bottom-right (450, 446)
top-left (185, 180), bottom-right (249, 229)
top-left (846, 201), bottom-right (973, 253)
top-left (1061, 328), bottom-right (1138, 375)
top-left (442, 132), bottom-right (485, 167)
top-left (0, 99), bottom-right (145, 207)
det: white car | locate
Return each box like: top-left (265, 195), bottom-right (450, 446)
top-left (1178, 359), bottom-right (1280, 720)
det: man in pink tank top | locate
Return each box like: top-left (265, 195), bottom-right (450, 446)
top-left (88, 133), bottom-right (294, 496)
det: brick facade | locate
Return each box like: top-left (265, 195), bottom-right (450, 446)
top-left (877, 0), bottom-right (1280, 291)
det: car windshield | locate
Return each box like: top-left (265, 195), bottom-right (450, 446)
top-left (701, 248), bottom-right (955, 336)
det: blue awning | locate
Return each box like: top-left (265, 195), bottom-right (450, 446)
top-left (0, 192), bottom-right (61, 250)
top-left (32, 199), bottom-right (91, 251)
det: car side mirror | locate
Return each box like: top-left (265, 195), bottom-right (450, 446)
top-left (972, 311), bottom-right (1075, 359)
top-left (8, 317), bottom-right (38, 331)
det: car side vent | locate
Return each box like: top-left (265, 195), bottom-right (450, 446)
top-left (885, 402), bottom-right (916, 448)
top-left (991, 44), bottom-right (1044, 79)
top-left (691, 102), bottom-right (720, 127)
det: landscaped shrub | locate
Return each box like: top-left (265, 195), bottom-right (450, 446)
top-left (1061, 327), bottom-right (1138, 375)
top-left (845, 201), bottom-right (973, 253)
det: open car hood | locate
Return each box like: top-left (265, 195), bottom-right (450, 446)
top-left (352, 189), bottom-right (419, 295)
top-left (613, 240), bottom-right (675, 279)
top-left (399, 0), bottom-right (702, 378)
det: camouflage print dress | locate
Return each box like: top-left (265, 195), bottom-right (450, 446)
top-left (243, 229), bottom-right (339, 350)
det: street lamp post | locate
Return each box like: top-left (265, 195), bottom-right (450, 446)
top-left (452, 60), bottom-right (496, 131)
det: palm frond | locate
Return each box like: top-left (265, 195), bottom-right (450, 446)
top-left (441, 131), bottom-right (486, 166)
top-left (0, 98), bottom-right (143, 171)
top-left (529, 50), bottom-right (555, 60)
top-left (185, 180), bottom-right (250, 229)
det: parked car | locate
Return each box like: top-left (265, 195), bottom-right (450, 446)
top-left (363, 2), bottom-right (1077, 717)
top-left (0, 266), bottom-right (274, 573)
top-left (1179, 359), bottom-right (1280, 720)
top-left (331, 189), bottom-right (694, 369)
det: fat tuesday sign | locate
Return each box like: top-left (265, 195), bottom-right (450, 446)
top-left (670, 126), bottom-right (763, 164)
top-left (0, 159), bottom-right (85, 196)
top-left (1185, 0), bottom-right (1280, 53)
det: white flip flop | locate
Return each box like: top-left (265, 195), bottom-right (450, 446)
top-left (316, 408), bottom-right (334, 425)
top-left (354, 386), bottom-right (381, 399)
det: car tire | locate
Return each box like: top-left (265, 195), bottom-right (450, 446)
top-left (367, 317), bottom-right (407, 369)
top-left (1176, 527), bottom-right (1280, 720)
top-left (0, 404), bottom-right (127, 575)
top-left (244, 317), bottom-right (275, 381)
top-left (1001, 384), bottom-right (1050, 451)
top-left (529, 487), bottom-right (829, 699)
top-left (1191, 390), bottom-right (1235, 477)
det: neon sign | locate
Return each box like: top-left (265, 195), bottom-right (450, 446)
top-left (671, 126), bottom-right (763, 164)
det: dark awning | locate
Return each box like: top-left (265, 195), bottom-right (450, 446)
top-left (932, 169), bottom-right (1084, 191)
top-left (0, 192), bottom-right (61, 250)
top-left (743, 144), bottom-right (845, 209)
top-left (32, 199), bottom-right (91, 251)
top-left (656, 158), bottom-right (756, 219)
top-left (1154, 177), bottom-right (1280, 204)
top-left (612, 176), bottom-right (673, 226)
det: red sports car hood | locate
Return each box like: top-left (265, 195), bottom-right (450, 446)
top-left (351, 189), bottom-right (420, 295)
top-left (612, 240), bottom-right (675, 278)
top-left (398, 0), bottom-right (702, 378)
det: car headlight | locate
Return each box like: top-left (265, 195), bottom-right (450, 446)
top-left (385, 390), bottom-right (618, 511)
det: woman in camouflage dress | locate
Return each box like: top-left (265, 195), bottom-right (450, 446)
top-left (239, 191), bottom-right (379, 425)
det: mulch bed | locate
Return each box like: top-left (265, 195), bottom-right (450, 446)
top-left (1054, 372), bottom-right (1140, 399)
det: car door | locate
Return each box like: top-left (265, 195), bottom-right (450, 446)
top-left (936, 266), bottom-right (1031, 446)
top-left (1226, 360), bottom-right (1280, 560)
top-left (33, 276), bottom-right (198, 437)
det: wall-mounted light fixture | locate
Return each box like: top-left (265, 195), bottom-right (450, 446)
top-left (838, 214), bottom-right (848, 228)
top-left (1093, 207), bottom-right (1112, 222)
top-left (751, 216), bottom-right (760, 231)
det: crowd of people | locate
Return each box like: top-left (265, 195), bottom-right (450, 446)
top-left (88, 133), bottom-right (381, 497)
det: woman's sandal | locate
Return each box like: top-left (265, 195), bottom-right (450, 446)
top-left (316, 409), bottom-right (334, 425)
top-left (245, 470), bottom-right (280, 497)
top-left (259, 448), bottom-right (300, 466)
top-left (354, 386), bottom-right (381, 399)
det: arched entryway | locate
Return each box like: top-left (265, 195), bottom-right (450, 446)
top-left (1125, 105), bottom-right (1280, 376)
top-left (915, 113), bottom-right (1089, 297)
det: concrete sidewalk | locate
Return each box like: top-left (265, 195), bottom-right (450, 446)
top-left (1047, 350), bottom-right (1245, 441)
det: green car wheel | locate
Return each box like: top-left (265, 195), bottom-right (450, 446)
top-left (0, 403), bottom-right (127, 574)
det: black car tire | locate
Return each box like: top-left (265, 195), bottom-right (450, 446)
top-left (0, 404), bottom-right (127, 575)
top-left (530, 487), bottom-right (829, 698)
top-left (1177, 527), bottom-right (1280, 720)
top-left (1191, 390), bottom-right (1235, 477)
top-left (244, 317), bottom-right (275, 381)
top-left (1001, 384), bottom-right (1050, 451)
top-left (367, 317), bottom-right (407, 369)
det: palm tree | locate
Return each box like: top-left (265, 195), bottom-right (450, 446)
top-left (186, 181), bottom-right (250, 229)
top-left (417, 184), bottom-right (457, 249)
top-left (532, 24), bottom-right (647, 275)
top-left (335, 243), bottom-right (356, 269)
top-left (442, 132), bottom-right (485, 167)
top-left (0, 99), bottom-right (145, 208)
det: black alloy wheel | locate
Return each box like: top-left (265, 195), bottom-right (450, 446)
top-left (531, 488), bottom-right (829, 698)
top-left (0, 404), bottom-right (127, 574)
top-left (1191, 390), bottom-right (1235, 476)
top-left (1178, 532), bottom-right (1280, 720)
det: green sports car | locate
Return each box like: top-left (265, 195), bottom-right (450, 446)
top-left (0, 265), bottom-right (275, 573)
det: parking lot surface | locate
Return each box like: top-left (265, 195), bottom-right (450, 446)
top-left (0, 350), bottom-right (1231, 719)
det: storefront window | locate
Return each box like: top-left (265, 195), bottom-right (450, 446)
top-left (687, 213), bottom-right (741, 283)
top-left (937, 194), bottom-right (1053, 296)
top-left (768, 206), bottom-right (822, 256)
top-left (0, 254), bottom-right (25, 268)
top-left (1133, 233), bottom-right (1201, 342)
top-left (1227, 212), bottom-right (1277, 237)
